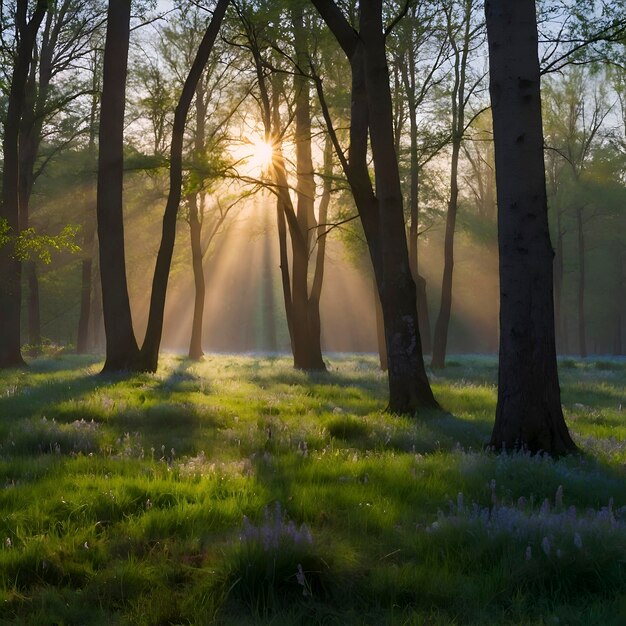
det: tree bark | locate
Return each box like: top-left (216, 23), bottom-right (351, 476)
top-left (312, 0), bottom-right (437, 413)
top-left (431, 138), bottom-right (460, 368)
top-left (0, 0), bottom-right (48, 369)
top-left (188, 193), bottom-right (206, 360)
top-left (308, 137), bottom-right (333, 362)
top-left (360, 1), bottom-right (436, 412)
top-left (138, 0), bottom-right (230, 371)
top-left (292, 4), bottom-right (325, 371)
top-left (97, 0), bottom-right (140, 371)
top-left (485, 0), bottom-right (576, 454)
top-left (431, 0), bottom-right (473, 369)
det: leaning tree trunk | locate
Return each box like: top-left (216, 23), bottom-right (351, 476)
top-left (311, 0), bottom-right (437, 413)
top-left (485, 0), bottom-right (577, 454)
top-left (0, 0), bottom-right (48, 369)
top-left (139, 0), bottom-right (230, 372)
top-left (97, 0), bottom-right (140, 371)
top-left (360, 1), bottom-right (436, 412)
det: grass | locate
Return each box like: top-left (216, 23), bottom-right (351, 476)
top-left (0, 353), bottom-right (624, 624)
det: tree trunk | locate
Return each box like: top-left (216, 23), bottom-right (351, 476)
top-left (0, 0), bottom-right (48, 369)
top-left (360, 1), bottom-right (436, 412)
top-left (408, 109), bottom-right (431, 355)
top-left (485, 0), bottom-right (576, 454)
top-left (432, 137), bottom-right (461, 368)
top-left (293, 5), bottom-right (325, 371)
top-left (97, 0), bottom-right (140, 371)
top-left (308, 137), bottom-right (333, 363)
top-left (276, 198), bottom-right (295, 351)
top-left (77, 54), bottom-right (100, 354)
top-left (26, 261), bottom-right (41, 354)
top-left (188, 193), bottom-right (205, 360)
top-left (576, 206), bottom-right (587, 358)
top-left (138, 0), bottom-right (230, 371)
top-left (312, 0), bottom-right (437, 413)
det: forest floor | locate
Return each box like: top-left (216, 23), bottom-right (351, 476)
top-left (0, 354), bottom-right (625, 625)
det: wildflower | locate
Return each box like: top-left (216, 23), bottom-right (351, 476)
top-left (574, 533), bottom-right (583, 549)
top-left (555, 485), bottom-right (564, 508)
top-left (457, 492), bottom-right (464, 512)
top-left (5, 537), bottom-right (12, 549)
top-left (525, 545), bottom-right (532, 560)
top-left (541, 536), bottom-right (551, 556)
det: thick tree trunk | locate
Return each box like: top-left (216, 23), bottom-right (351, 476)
top-left (576, 206), bottom-right (587, 358)
top-left (97, 0), bottom-right (140, 371)
top-left (485, 0), bottom-right (576, 454)
top-left (138, 0), bottom-right (230, 371)
top-left (188, 193), bottom-right (205, 360)
top-left (360, 2), bottom-right (436, 412)
top-left (0, 0), bottom-right (47, 369)
top-left (432, 138), bottom-right (461, 368)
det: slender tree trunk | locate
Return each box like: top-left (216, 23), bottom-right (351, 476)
top-left (308, 137), bottom-right (333, 362)
top-left (25, 261), bottom-right (41, 354)
top-left (432, 2), bottom-right (472, 369)
top-left (262, 204), bottom-right (277, 351)
top-left (0, 0), bottom-right (48, 369)
top-left (408, 109), bottom-right (431, 355)
top-left (188, 193), bottom-right (205, 360)
top-left (576, 206), bottom-right (587, 358)
top-left (286, 4), bottom-right (325, 371)
top-left (138, 0), bottom-right (230, 371)
top-left (432, 138), bottom-right (461, 368)
top-left (485, 0), bottom-right (576, 454)
top-left (97, 0), bottom-right (140, 371)
top-left (277, 198), bottom-right (295, 350)
top-left (77, 56), bottom-right (100, 354)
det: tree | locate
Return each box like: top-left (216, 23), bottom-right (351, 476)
top-left (235, 0), bottom-right (327, 371)
top-left (138, 0), bottom-right (231, 371)
top-left (312, 0), bottom-right (438, 412)
top-left (96, 0), bottom-right (141, 371)
top-left (485, 0), bottom-right (576, 454)
top-left (0, 0), bottom-right (48, 369)
top-left (431, 0), bottom-right (484, 368)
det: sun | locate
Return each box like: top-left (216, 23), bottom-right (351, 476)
top-left (248, 136), bottom-right (274, 171)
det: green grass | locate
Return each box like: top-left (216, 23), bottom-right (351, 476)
top-left (0, 353), bottom-right (625, 624)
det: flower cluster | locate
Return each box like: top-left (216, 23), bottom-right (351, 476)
top-left (240, 502), bottom-right (313, 551)
top-left (427, 483), bottom-right (625, 560)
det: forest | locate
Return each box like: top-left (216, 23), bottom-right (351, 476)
top-left (0, 0), bottom-right (625, 623)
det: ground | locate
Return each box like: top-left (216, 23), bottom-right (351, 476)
top-left (0, 354), bottom-right (625, 625)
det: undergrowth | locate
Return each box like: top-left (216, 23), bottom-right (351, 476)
top-left (0, 354), bottom-right (624, 624)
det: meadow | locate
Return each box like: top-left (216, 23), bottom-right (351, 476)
top-left (0, 354), bottom-right (624, 625)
